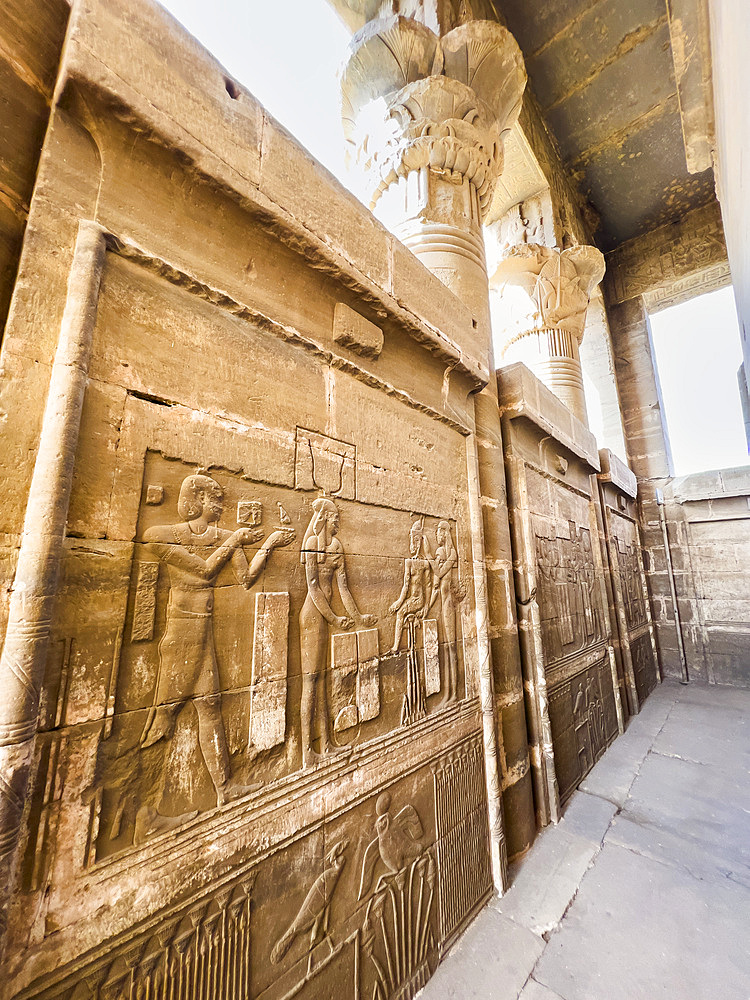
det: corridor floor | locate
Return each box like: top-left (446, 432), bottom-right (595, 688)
top-left (418, 680), bottom-right (750, 1000)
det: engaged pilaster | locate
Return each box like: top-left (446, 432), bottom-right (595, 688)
top-left (492, 244), bottom-right (605, 425)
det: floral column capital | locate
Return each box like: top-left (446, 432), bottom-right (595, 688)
top-left (340, 15), bottom-right (527, 218)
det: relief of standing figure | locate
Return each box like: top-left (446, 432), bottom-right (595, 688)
top-left (137, 473), bottom-right (294, 839)
top-left (388, 519), bottom-right (432, 654)
top-left (299, 498), bottom-right (377, 769)
top-left (425, 521), bottom-right (461, 704)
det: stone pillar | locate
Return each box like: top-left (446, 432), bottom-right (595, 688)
top-left (342, 14), bottom-right (538, 871)
top-left (491, 244), bottom-right (605, 425)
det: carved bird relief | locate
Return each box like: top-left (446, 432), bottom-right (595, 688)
top-left (358, 792), bottom-right (424, 900)
top-left (271, 838), bottom-right (348, 966)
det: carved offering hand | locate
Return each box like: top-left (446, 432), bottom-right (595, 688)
top-left (388, 603), bottom-right (399, 616)
top-left (337, 616), bottom-right (355, 631)
top-left (264, 527), bottom-right (296, 549)
top-left (235, 526), bottom-right (264, 546)
top-left (359, 614), bottom-right (378, 627)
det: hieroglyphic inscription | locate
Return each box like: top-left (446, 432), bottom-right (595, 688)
top-left (432, 736), bottom-right (492, 943)
top-left (15, 870), bottom-right (256, 1000)
top-left (250, 592), bottom-right (290, 751)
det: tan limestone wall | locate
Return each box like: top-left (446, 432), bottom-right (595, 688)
top-left (0, 1), bottom-right (522, 996)
top-left (603, 202), bottom-right (750, 687)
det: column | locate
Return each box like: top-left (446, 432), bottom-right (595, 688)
top-left (342, 13), bottom-right (537, 871)
top-left (491, 244), bottom-right (605, 425)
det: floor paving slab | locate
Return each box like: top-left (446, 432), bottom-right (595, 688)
top-left (533, 841), bottom-right (750, 1000)
top-left (518, 977), bottom-right (568, 1000)
top-left (607, 812), bottom-right (750, 888)
top-left (651, 698), bottom-right (750, 771)
top-left (558, 790), bottom-right (617, 845)
top-left (620, 750), bottom-right (750, 879)
top-left (418, 906), bottom-right (545, 1000)
top-left (493, 826), bottom-right (600, 936)
top-left (675, 682), bottom-right (750, 712)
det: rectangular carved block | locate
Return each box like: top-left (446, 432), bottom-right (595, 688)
top-left (250, 592), bottom-right (290, 750)
top-left (333, 301), bottom-right (384, 360)
top-left (356, 627), bottom-right (380, 722)
top-left (130, 561), bottom-right (158, 641)
top-left (423, 619), bottom-right (441, 697)
top-left (331, 631), bottom-right (359, 732)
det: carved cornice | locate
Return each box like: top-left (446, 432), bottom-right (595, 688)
top-left (341, 16), bottom-right (526, 216)
top-left (492, 243), bottom-right (605, 349)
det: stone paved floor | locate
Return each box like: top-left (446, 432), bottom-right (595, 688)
top-left (418, 681), bottom-right (750, 1000)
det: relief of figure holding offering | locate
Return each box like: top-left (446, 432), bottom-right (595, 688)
top-left (299, 498), bottom-right (376, 769)
top-left (138, 473), bottom-right (294, 838)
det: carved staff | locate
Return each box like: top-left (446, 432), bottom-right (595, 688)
top-left (0, 220), bottom-right (107, 938)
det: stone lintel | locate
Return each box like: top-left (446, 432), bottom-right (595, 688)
top-left (496, 362), bottom-right (600, 471)
top-left (598, 448), bottom-right (638, 499)
top-left (59, 0), bottom-right (488, 388)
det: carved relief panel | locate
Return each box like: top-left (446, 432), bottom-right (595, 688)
top-left (15, 237), bottom-right (492, 1000)
top-left (498, 366), bottom-right (622, 822)
top-left (597, 476), bottom-right (660, 716)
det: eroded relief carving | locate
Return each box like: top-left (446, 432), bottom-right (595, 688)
top-left (534, 520), bottom-right (604, 663)
top-left (295, 429), bottom-right (356, 500)
top-left (271, 839), bottom-right (349, 975)
top-left (432, 737), bottom-right (492, 943)
top-left (615, 538), bottom-right (647, 632)
top-left (89, 469), bottom-right (295, 855)
top-left (389, 520), bottom-right (465, 723)
top-left (299, 497), bottom-right (377, 768)
top-left (358, 793), bottom-right (436, 1000)
top-left (18, 868), bottom-right (256, 1000)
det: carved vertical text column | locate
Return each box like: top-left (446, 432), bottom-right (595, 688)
top-left (0, 221), bottom-right (107, 938)
top-left (492, 244), bottom-right (605, 426)
top-left (342, 15), bottom-right (537, 874)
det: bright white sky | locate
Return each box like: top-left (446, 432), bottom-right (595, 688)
top-left (650, 285), bottom-right (748, 476)
top-left (159, 0), bottom-right (351, 187)
top-left (159, 1), bottom-right (749, 477)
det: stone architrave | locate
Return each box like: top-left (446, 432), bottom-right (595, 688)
top-left (492, 244), bottom-right (605, 425)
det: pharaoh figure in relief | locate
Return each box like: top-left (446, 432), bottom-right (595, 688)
top-left (389, 519), bottom-right (464, 720)
top-left (140, 474), bottom-right (294, 822)
top-left (299, 497), bottom-right (377, 768)
top-left (89, 467), bottom-right (295, 852)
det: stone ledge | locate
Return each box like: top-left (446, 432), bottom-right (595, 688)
top-left (58, 0), bottom-right (487, 387)
top-left (670, 465), bottom-right (750, 501)
top-left (598, 448), bottom-right (637, 498)
top-left (496, 362), bottom-right (600, 471)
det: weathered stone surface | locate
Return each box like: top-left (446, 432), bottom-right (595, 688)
top-left (418, 905), bottom-right (545, 999)
top-left (534, 840), bottom-right (750, 1000)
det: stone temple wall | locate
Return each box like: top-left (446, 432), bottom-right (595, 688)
top-left (604, 203), bottom-right (750, 689)
top-left (0, 0), bottom-right (704, 996)
top-left (0, 2), bottom-right (505, 996)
